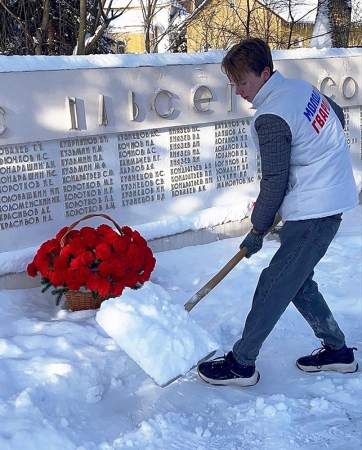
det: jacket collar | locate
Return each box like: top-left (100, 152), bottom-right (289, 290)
top-left (252, 70), bottom-right (285, 109)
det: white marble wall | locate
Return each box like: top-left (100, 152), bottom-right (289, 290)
top-left (0, 51), bottom-right (361, 255)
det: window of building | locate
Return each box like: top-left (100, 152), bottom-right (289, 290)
top-left (117, 40), bottom-right (126, 54)
top-left (293, 37), bottom-right (302, 48)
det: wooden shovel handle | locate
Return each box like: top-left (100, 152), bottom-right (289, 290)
top-left (184, 213), bottom-right (281, 312)
top-left (184, 247), bottom-right (248, 312)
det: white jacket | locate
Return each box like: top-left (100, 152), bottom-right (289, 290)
top-left (251, 71), bottom-right (358, 221)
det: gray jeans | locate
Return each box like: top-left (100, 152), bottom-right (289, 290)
top-left (233, 214), bottom-right (345, 365)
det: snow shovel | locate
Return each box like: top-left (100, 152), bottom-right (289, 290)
top-left (96, 213), bottom-right (281, 387)
top-left (184, 213), bottom-right (281, 312)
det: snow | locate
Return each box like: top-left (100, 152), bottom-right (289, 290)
top-left (270, 0), bottom-right (318, 23)
top-left (96, 283), bottom-right (218, 387)
top-left (0, 204), bottom-right (361, 449)
top-left (0, 47), bottom-right (361, 448)
top-left (309, 0), bottom-right (332, 49)
top-left (1, 47), bottom-right (362, 73)
top-left (276, 0), bottom-right (358, 23)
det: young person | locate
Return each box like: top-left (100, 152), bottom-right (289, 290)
top-left (198, 38), bottom-right (359, 387)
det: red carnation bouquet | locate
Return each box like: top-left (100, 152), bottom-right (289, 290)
top-left (27, 214), bottom-right (156, 306)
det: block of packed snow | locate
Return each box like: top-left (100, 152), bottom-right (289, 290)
top-left (95, 282), bottom-right (218, 387)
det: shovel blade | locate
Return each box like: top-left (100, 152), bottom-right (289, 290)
top-left (158, 349), bottom-right (217, 387)
top-left (95, 283), bottom-right (219, 388)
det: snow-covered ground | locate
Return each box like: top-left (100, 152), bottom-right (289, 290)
top-left (0, 204), bottom-right (361, 450)
top-left (0, 42), bottom-right (361, 450)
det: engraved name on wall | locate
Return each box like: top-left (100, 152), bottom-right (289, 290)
top-left (0, 119), bottom-right (257, 232)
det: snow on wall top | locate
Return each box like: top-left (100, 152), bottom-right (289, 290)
top-left (0, 48), bottom-right (361, 74)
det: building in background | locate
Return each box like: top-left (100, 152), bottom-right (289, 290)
top-left (183, 0), bottom-right (290, 52)
top-left (106, 0), bottom-right (361, 52)
top-left (106, 0), bottom-right (188, 53)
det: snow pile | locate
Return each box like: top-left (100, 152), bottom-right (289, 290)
top-left (96, 282), bottom-right (218, 387)
top-left (0, 206), bottom-right (360, 449)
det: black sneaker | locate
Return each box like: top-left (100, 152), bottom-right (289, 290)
top-left (296, 344), bottom-right (358, 373)
top-left (197, 351), bottom-right (260, 386)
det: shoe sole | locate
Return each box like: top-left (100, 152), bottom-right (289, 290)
top-left (197, 369), bottom-right (260, 387)
top-left (296, 361), bottom-right (359, 373)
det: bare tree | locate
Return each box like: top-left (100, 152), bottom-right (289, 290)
top-left (310, 0), bottom-right (352, 47)
top-left (140, 0), bottom-right (159, 52)
top-left (171, 0), bottom-right (292, 51)
top-left (348, 0), bottom-right (362, 46)
top-left (329, 0), bottom-right (352, 46)
top-left (77, 0), bottom-right (133, 55)
top-left (248, 0), bottom-right (291, 47)
top-left (170, 0), bottom-right (358, 51)
top-left (139, 0), bottom-right (182, 53)
top-left (275, 0), bottom-right (319, 48)
top-left (0, 0), bottom-right (131, 56)
top-left (147, 1), bottom-right (188, 52)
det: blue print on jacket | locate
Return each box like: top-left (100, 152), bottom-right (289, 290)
top-left (303, 89), bottom-right (330, 134)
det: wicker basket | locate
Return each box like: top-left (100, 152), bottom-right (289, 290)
top-left (64, 290), bottom-right (112, 312)
top-left (60, 213), bottom-right (123, 312)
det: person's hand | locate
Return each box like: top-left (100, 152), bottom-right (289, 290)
top-left (240, 230), bottom-right (264, 258)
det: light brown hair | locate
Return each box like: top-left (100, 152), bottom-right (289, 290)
top-left (221, 38), bottom-right (274, 84)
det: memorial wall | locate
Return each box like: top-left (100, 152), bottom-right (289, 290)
top-left (0, 50), bottom-right (361, 255)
